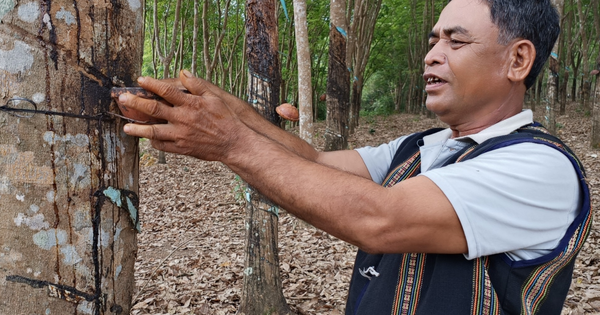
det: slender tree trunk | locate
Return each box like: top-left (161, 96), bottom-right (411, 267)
top-left (152, 0), bottom-right (182, 164)
top-left (348, 0), bottom-right (382, 133)
top-left (324, 0), bottom-right (350, 151)
top-left (241, 0), bottom-right (290, 314)
top-left (192, 0), bottom-right (200, 76)
top-left (293, 0), bottom-right (314, 143)
top-left (545, 0), bottom-right (564, 135)
top-left (576, 0), bottom-right (591, 112)
top-left (592, 69), bottom-right (600, 148)
top-left (202, 0), bottom-right (210, 79)
top-left (0, 0), bottom-right (143, 313)
top-left (560, 7), bottom-right (574, 116)
top-left (561, 71), bottom-right (569, 115)
top-left (535, 74), bottom-right (544, 112)
top-left (589, 0), bottom-right (600, 148)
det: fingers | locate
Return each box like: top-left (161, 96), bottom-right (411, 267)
top-left (178, 69), bottom-right (220, 98)
top-left (137, 76), bottom-right (192, 108)
top-left (160, 77), bottom-right (185, 90)
top-left (178, 69), bottom-right (251, 118)
top-left (118, 93), bottom-right (172, 121)
top-left (148, 139), bottom-right (195, 158)
top-left (123, 123), bottom-right (164, 140)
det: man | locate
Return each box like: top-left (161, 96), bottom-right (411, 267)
top-left (118, 0), bottom-right (592, 313)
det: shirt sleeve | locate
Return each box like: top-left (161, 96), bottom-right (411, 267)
top-left (421, 143), bottom-right (581, 260)
top-left (355, 135), bottom-right (411, 184)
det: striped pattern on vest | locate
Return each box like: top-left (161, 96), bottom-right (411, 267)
top-left (346, 124), bottom-right (592, 315)
top-left (382, 146), bottom-right (499, 315)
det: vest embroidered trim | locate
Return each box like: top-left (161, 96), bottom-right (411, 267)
top-left (455, 145), bottom-right (478, 163)
top-left (391, 253), bottom-right (427, 315)
top-left (382, 151), bottom-right (421, 187)
top-left (369, 124), bottom-right (590, 315)
top-left (520, 205), bottom-right (593, 314)
top-left (382, 150), bottom-right (426, 315)
top-left (471, 257), bottom-right (501, 315)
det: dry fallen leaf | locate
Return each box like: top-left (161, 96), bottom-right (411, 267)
top-left (135, 108), bottom-right (600, 315)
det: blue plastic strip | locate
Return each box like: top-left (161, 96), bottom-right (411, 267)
top-left (336, 26), bottom-right (347, 38)
top-left (279, 0), bottom-right (289, 22)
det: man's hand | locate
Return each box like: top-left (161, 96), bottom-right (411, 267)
top-left (119, 69), bottom-right (245, 162)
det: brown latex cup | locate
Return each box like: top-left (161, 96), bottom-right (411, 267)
top-left (276, 103), bottom-right (299, 122)
top-left (111, 87), bottom-right (168, 124)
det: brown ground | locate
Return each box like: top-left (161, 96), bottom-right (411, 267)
top-left (131, 107), bottom-right (600, 315)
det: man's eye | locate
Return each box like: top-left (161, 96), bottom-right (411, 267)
top-left (429, 41), bottom-right (438, 49)
top-left (449, 39), bottom-right (465, 46)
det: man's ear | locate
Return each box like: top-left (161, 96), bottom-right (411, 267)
top-left (507, 40), bottom-right (536, 83)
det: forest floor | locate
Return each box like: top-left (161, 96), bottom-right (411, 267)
top-left (130, 105), bottom-right (600, 315)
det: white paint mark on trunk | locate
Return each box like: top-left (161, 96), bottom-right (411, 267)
top-left (128, 173), bottom-right (134, 189)
top-left (127, 0), bottom-right (141, 11)
top-left (43, 131), bottom-right (90, 147)
top-left (30, 204), bottom-right (40, 213)
top-left (0, 0), bottom-right (15, 21)
top-left (60, 245), bottom-right (82, 265)
top-left (77, 301), bottom-right (93, 315)
top-left (73, 208), bottom-right (91, 230)
top-left (42, 13), bottom-right (52, 30)
top-left (70, 163), bottom-right (91, 188)
top-left (17, 2), bottom-right (38, 23)
top-left (0, 176), bottom-right (10, 194)
top-left (85, 227), bottom-right (109, 248)
top-left (14, 212), bottom-right (50, 230)
top-left (0, 249), bottom-right (23, 267)
top-left (32, 92), bottom-right (45, 103)
top-left (46, 190), bottom-right (55, 202)
top-left (0, 41), bottom-right (34, 74)
top-left (115, 264), bottom-right (122, 279)
top-left (55, 7), bottom-right (74, 25)
top-left (32, 228), bottom-right (68, 250)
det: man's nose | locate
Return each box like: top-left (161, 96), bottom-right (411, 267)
top-left (424, 45), bottom-right (447, 66)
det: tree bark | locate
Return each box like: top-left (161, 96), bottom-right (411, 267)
top-left (348, 0), bottom-right (382, 133)
top-left (0, 0), bottom-right (143, 313)
top-left (576, 0), bottom-right (591, 112)
top-left (151, 0), bottom-right (182, 164)
top-left (545, 0), bottom-right (564, 135)
top-left (192, 0), bottom-right (200, 76)
top-left (293, 0), bottom-right (314, 143)
top-left (592, 69), bottom-right (600, 148)
top-left (324, 0), bottom-right (350, 151)
top-left (589, 0), bottom-right (600, 148)
top-left (241, 0), bottom-right (290, 314)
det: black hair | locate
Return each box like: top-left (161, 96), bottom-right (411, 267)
top-left (450, 0), bottom-right (560, 89)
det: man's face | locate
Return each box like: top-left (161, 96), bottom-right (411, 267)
top-left (424, 0), bottom-right (513, 127)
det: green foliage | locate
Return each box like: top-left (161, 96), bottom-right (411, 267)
top-left (361, 72), bottom-right (396, 116)
top-left (139, 0), bottom-right (599, 121)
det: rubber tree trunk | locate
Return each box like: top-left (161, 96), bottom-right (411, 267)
top-left (589, 2), bottom-right (600, 148)
top-left (293, 0), bottom-right (314, 144)
top-left (324, 0), bottom-right (350, 151)
top-left (241, 0), bottom-right (290, 314)
top-left (0, 0), bottom-right (143, 314)
top-left (591, 62), bottom-right (600, 148)
top-left (545, 0), bottom-right (564, 135)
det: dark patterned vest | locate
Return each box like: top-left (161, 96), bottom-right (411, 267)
top-left (345, 124), bottom-right (593, 315)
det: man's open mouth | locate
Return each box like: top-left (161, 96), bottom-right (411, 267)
top-left (426, 77), bottom-right (446, 85)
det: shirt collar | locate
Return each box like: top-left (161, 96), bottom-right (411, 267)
top-left (423, 110), bottom-right (533, 145)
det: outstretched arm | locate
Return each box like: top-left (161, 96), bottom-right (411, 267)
top-left (118, 70), bottom-right (467, 255)
top-left (138, 71), bottom-right (370, 179)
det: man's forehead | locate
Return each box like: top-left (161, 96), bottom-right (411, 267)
top-left (429, 26), bottom-right (471, 39)
top-left (431, 0), bottom-right (493, 37)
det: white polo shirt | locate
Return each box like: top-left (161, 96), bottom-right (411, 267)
top-left (356, 110), bottom-right (581, 261)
